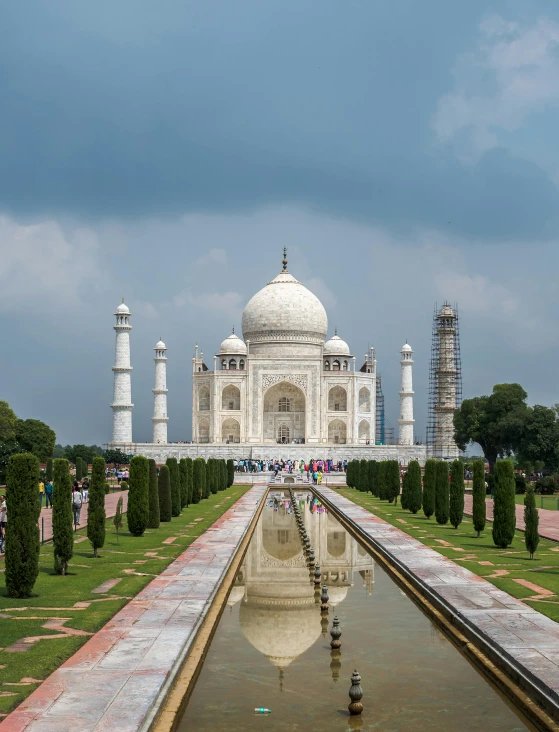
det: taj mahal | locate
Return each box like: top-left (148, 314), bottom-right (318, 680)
top-left (111, 250), bottom-right (460, 464)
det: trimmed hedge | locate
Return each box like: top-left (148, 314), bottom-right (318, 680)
top-left (147, 459), bottom-right (160, 528)
top-left (422, 459), bottom-right (436, 519)
top-left (185, 458), bottom-right (193, 505)
top-left (167, 457), bottom-right (181, 517)
top-left (179, 458), bottom-right (188, 508)
top-left (524, 485), bottom-right (539, 559)
top-left (127, 455), bottom-right (150, 536)
top-left (385, 461), bottom-right (400, 504)
top-left (227, 458), bottom-right (235, 487)
top-left (449, 460), bottom-right (464, 529)
top-left (193, 458), bottom-right (206, 503)
top-left (493, 461), bottom-right (516, 548)
top-left (435, 461), bottom-right (449, 525)
top-left (53, 458), bottom-right (74, 575)
top-left (406, 461), bottom-right (422, 514)
top-left (158, 464), bottom-right (172, 522)
top-left (87, 456), bottom-right (106, 557)
top-left (472, 459), bottom-right (486, 537)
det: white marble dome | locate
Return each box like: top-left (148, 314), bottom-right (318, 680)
top-left (242, 270), bottom-right (328, 345)
top-left (155, 339), bottom-right (166, 349)
top-left (324, 333), bottom-right (350, 355)
top-left (219, 331), bottom-right (247, 355)
top-left (401, 342), bottom-right (412, 353)
top-left (115, 300), bottom-right (130, 314)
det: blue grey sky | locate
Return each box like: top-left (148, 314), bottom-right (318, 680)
top-left (1, 0), bottom-right (559, 446)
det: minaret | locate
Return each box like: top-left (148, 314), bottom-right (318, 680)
top-left (398, 342), bottom-right (414, 446)
top-left (434, 303), bottom-right (460, 459)
top-left (152, 338), bottom-right (168, 444)
top-left (111, 299), bottom-right (133, 444)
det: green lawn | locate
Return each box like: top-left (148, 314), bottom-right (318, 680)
top-left (515, 493), bottom-right (558, 510)
top-left (0, 486), bottom-right (251, 716)
top-left (336, 488), bottom-right (559, 625)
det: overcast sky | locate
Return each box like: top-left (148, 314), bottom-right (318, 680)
top-left (2, 0), bottom-right (559, 446)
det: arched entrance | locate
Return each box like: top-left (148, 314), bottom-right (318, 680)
top-left (328, 419), bottom-right (347, 444)
top-left (263, 381), bottom-right (305, 444)
top-left (222, 418), bottom-right (241, 443)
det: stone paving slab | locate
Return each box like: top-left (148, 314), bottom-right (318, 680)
top-left (315, 487), bottom-right (559, 717)
top-left (0, 485), bottom-right (267, 732)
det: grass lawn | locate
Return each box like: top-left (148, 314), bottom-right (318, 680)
top-left (514, 493), bottom-right (558, 510)
top-left (336, 488), bottom-right (559, 626)
top-left (0, 485), bottom-right (251, 716)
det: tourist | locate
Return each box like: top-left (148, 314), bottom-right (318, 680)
top-left (72, 486), bottom-right (83, 529)
top-left (45, 480), bottom-right (54, 508)
top-left (317, 470), bottom-right (323, 485)
top-left (82, 477), bottom-right (89, 503)
top-left (39, 479), bottom-right (45, 507)
top-left (0, 495), bottom-right (6, 553)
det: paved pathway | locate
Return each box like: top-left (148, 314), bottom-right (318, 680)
top-left (0, 484), bottom-right (267, 732)
top-left (314, 486), bottom-right (559, 724)
top-left (37, 491), bottom-right (129, 544)
top-left (464, 494), bottom-right (559, 542)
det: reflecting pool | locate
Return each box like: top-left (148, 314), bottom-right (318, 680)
top-left (178, 492), bottom-right (529, 731)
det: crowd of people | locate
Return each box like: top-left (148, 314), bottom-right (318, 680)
top-left (234, 458), bottom-right (348, 475)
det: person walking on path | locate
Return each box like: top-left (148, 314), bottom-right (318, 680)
top-left (39, 480), bottom-right (45, 507)
top-left (0, 495), bottom-right (6, 553)
top-left (72, 486), bottom-right (83, 530)
top-left (45, 480), bottom-right (53, 508)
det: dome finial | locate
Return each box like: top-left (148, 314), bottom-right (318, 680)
top-left (122, 297), bottom-right (125, 304)
top-left (335, 327), bottom-right (338, 336)
top-left (282, 247), bottom-right (288, 271)
top-left (232, 325), bottom-right (235, 334)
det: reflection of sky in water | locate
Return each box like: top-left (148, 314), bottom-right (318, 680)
top-left (178, 493), bottom-right (529, 732)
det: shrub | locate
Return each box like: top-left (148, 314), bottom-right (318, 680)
top-left (87, 457), bottom-right (106, 557)
top-left (449, 460), bottom-right (464, 529)
top-left (53, 458), bottom-right (73, 575)
top-left (185, 457), bottom-right (194, 505)
top-left (368, 461), bottom-right (376, 497)
top-left (5, 453), bottom-right (41, 598)
top-left (400, 470), bottom-right (409, 510)
top-left (485, 473), bottom-right (495, 495)
top-left (179, 458), bottom-right (188, 508)
top-left (158, 465), bottom-right (172, 521)
top-left (422, 459), bottom-right (436, 519)
top-left (147, 459), bottom-right (160, 528)
top-left (193, 458), bottom-right (206, 503)
top-left (514, 474), bottom-right (526, 494)
top-left (227, 459), bottom-right (235, 487)
top-left (114, 496), bottom-right (123, 544)
top-left (120, 480), bottom-right (129, 491)
top-left (524, 485), bottom-right (540, 560)
top-left (406, 461), bottom-right (422, 514)
top-left (105, 482), bottom-right (110, 494)
top-left (220, 459), bottom-right (227, 491)
top-left (166, 457), bottom-right (181, 516)
top-left (535, 475), bottom-right (556, 495)
top-left (376, 461), bottom-right (387, 500)
top-left (127, 455), bottom-right (149, 536)
top-left (359, 459), bottom-right (368, 492)
top-left (385, 461), bottom-right (400, 504)
top-left (435, 461), bottom-right (449, 525)
top-left (472, 459), bottom-right (486, 537)
top-left (45, 457), bottom-right (53, 482)
top-left (208, 458), bottom-right (219, 495)
top-left (493, 461), bottom-right (516, 548)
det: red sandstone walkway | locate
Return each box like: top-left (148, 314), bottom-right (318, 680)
top-left (464, 494), bottom-right (559, 542)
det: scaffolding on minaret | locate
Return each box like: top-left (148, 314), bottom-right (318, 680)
top-left (427, 302), bottom-right (462, 459)
top-left (375, 374), bottom-right (394, 445)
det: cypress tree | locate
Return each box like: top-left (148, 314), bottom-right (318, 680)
top-left (113, 496), bottom-right (123, 544)
top-left (524, 485), bottom-right (539, 560)
top-left (435, 461), bottom-right (449, 525)
top-left (492, 461), bottom-right (516, 548)
top-left (179, 458), bottom-right (188, 508)
top-left (127, 456), bottom-right (149, 536)
top-left (219, 459), bottom-right (227, 491)
top-left (147, 459), bottom-right (160, 529)
top-left (75, 457), bottom-right (82, 482)
top-left (227, 458), bottom-right (235, 487)
top-left (53, 458), bottom-right (73, 575)
top-left (158, 464), bottom-right (172, 521)
top-left (166, 457), bottom-right (181, 517)
top-left (87, 456), bottom-right (106, 557)
top-left (359, 459), bottom-right (368, 492)
top-left (5, 453), bottom-right (41, 598)
top-left (385, 460), bottom-right (400, 504)
top-left (352, 461), bottom-right (360, 491)
top-left (400, 470), bottom-right (409, 509)
top-left (345, 460), bottom-right (352, 488)
top-left (376, 461), bottom-right (386, 500)
top-left (369, 461), bottom-right (376, 497)
top-left (201, 459), bottom-right (210, 499)
top-left (422, 459), bottom-right (436, 519)
top-left (449, 460), bottom-right (464, 529)
top-left (208, 459), bottom-right (219, 494)
top-left (46, 457), bottom-right (53, 482)
top-left (406, 461), bottom-right (423, 514)
top-left (185, 457), bottom-right (194, 505)
top-left (472, 459), bottom-right (486, 537)
top-left (191, 458), bottom-right (201, 504)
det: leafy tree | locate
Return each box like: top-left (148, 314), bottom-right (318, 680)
top-left (385, 461), bottom-right (400, 504)
top-left (52, 459), bottom-right (73, 575)
top-left (227, 459), bottom-right (235, 487)
top-left (114, 496), bottom-right (123, 544)
top-left (166, 457), bottom-right (181, 516)
top-left (103, 448), bottom-right (128, 466)
top-left (65, 444), bottom-right (103, 466)
top-left (16, 419), bottom-right (56, 462)
top-left (492, 460), bottom-right (516, 548)
top-left (406, 461), bottom-right (422, 514)
top-left (449, 460), bottom-right (464, 529)
top-left (46, 457), bottom-right (53, 482)
top-left (524, 485), bottom-right (540, 560)
top-left (128, 456), bottom-right (150, 536)
top-left (454, 384), bottom-right (529, 473)
top-left (435, 461), bottom-right (449, 525)
top-left (87, 457), bottom-right (106, 557)
top-left (75, 457), bottom-right (83, 482)
top-left (193, 458), bottom-right (206, 503)
top-left (179, 458), bottom-right (188, 508)
top-left (185, 457), bottom-right (193, 505)
top-left (147, 459), bottom-right (160, 528)
top-left (359, 459), bottom-right (368, 492)
top-left (158, 465), bottom-right (172, 521)
top-left (517, 405), bottom-right (559, 473)
top-left (53, 444), bottom-right (66, 458)
top-left (422, 459), bottom-right (436, 519)
top-left (0, 401), bottom-right (18, 442)
top-left (5, 453), bottom-right (41, 598)
top-left (471, 460), bottom-right (486, 537)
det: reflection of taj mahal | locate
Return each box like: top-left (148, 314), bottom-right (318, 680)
top-left (227, 499), bottom-right (374, 671)
top-left (193, 251), bottom-right (386, 446)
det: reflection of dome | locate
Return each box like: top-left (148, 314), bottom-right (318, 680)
top-left (324, 334), bottom-right (350, 355)
top-left (227, 585), bottom-right (245, 607)
top-left (242, 270), bottom-right (328, 346)
top-left (219, 331), bottom-right (247, 355)
top-left (327, 586), bottom-right (349, 606)
top-left (240, 599), bottom-right (321, 668)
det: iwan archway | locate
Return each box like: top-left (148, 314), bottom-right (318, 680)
top-left (263, 381), bottom-right (306, 444)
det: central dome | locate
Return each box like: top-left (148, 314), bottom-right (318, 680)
top-left (242, 269), bottom-right (328, 346)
